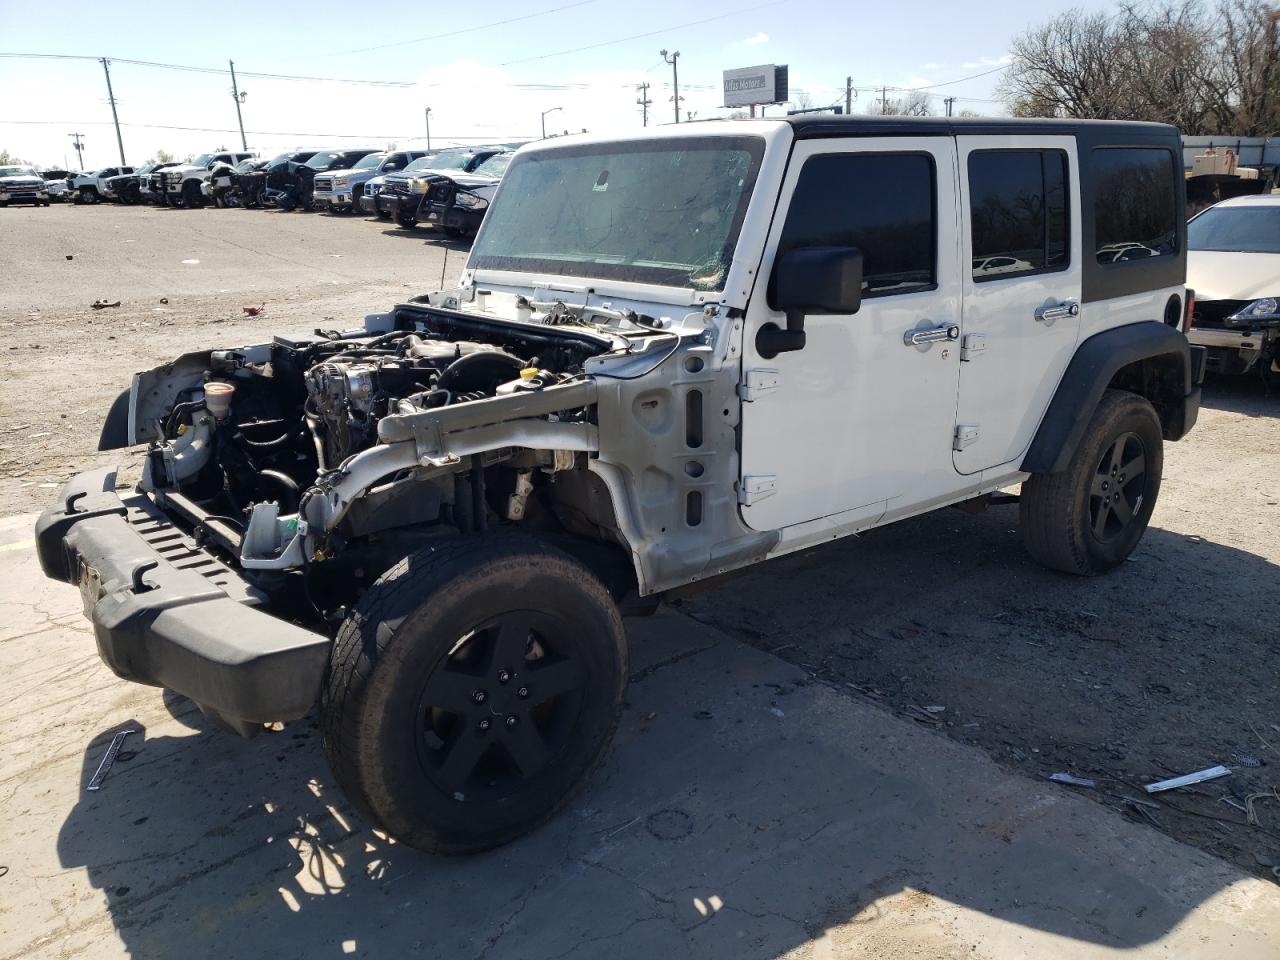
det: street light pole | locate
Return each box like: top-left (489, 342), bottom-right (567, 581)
top-left (424, 107), bottom-right (432, 150)
top-left (541, 106), bottom-right (562, 139)
top-left (660, 49), bottom-right (681, 123)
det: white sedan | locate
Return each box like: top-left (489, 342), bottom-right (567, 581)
top-left (1186, 195), bottom-right (1280, 378)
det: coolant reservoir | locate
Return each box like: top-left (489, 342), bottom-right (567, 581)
top-left (204, 381), bottom-right (235, 419)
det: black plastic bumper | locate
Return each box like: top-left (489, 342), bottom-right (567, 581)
top-left (35, 468), bottom-right (330, 729)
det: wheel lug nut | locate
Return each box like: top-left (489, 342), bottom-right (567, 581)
top-left (478, 718), bottom-right (491, 731)
top-left (505, 715), bottom-right (517, 728)
top-left (517, 686), bottom-right (529, 698)
top-left (1102, 481), bottom-right (1109, 490)
top-left (472, 690), bottom-right (486, 704)
top-left (498, 670), bottom-right (510, 683)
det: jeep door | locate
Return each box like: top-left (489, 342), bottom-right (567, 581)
top-left (952, 136), bottom-right (1082, 474)
top-left (739, 138), bottom-right (964, 532)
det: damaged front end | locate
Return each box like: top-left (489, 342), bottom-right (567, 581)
top-left (105, 299), bottom-right (638, 614)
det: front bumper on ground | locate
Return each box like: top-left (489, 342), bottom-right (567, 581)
top-left (35, 468), bottom-right (330, 731)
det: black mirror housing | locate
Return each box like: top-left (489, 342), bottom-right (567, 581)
top-left (758, 246), bottom-right (863, 358)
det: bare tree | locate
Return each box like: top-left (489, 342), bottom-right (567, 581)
top-left (877, 90), bottom-right (934, 116)
top-left (1000, 0), bottom-right (1280, 135)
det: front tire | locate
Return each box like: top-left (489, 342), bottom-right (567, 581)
top-left (321, 534), bottom-right (627, 854)
top-left (1020, 388), bottom-right (1163, 575)
top-left (181, 180), bottom-right (204, 208)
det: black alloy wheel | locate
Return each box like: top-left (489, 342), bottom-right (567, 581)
top-left (1089, 431), bottom-right (1146, 542)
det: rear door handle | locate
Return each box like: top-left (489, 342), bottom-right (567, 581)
top-left (1035, 300), bottom-right (1080, 325)
top-left (903, 323), bottom-right (960, 347)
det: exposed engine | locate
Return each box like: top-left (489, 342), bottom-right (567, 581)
top-left (139, 307), bottom-right (610, 560)
top-left (305, 335), bottom-right (533, 469)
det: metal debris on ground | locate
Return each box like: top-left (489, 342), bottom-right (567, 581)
top-left (90, 299), bottom-right (121, 310)
top-left (1233, 754), bottom-right (1264, 768)
top-left (87, 729), bottom-right (137, 791)
top-left (904, 704), bottom-right (944, 724)
top-left (1144, 764), bottom-right (1232, 794)
top-left (1048, 772), bottom-right (1097, 788)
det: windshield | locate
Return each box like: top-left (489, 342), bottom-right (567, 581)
top-left (469, 137), bottom-right (765, 291)
top-left (0, 166), bottom-right (37, 177)
top-left (423, 150), bottom-right (474, 171)
top-left (354, 153), bottom-right (385, 171)
top-left (136, 164), bottom-right (155, 175)
top-left (306, 152), bottom-right (342, 169)
top-left (472, 154), bottom-right (511, 178)
top-left (1189, 204), bottom-right (1280, 254)
top-left (192, 154), bottom-right (215, 166)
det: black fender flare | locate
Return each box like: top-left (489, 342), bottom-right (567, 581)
top-left (98, 386), bottom-right (132, 450)
top-left (1021, 321), bottom-right (1196, 475)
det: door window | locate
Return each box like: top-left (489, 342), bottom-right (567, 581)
top-left (968, 150), bottom-right (1069, 281)
top-left (1092, 148), bottom-right (1178, 263)
top-left (777, 153), bottom-right (936, 297)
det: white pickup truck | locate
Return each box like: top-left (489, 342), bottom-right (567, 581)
top-left (161, 151), bottom-right (256, 208)
top-left (69, 166), bottom-right (136, 204)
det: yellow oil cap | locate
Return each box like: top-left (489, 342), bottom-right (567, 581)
top-left (520, 367), bottom-right (539, 379)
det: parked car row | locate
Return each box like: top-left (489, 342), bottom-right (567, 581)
top-left (23, 143), bottom-right (521, 238)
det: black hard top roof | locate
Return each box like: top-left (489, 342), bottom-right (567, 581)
top-left (783, 115), bottom-right (1179, 144)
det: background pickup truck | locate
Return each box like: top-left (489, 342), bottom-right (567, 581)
top-left (313, 150), bottom-right (426, 212)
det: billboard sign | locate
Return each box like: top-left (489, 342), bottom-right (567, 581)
top-left (723, 64), bottom-right (789, 108)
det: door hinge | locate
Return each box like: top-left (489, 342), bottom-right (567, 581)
top-left (953, 424), bottom-right (980, 451)
top-left (738, 475), bottom-right (777, 505)
top-left (737, 368), bottom-right (780, 402)
top-left (960, 333), bottom-right (987, 361)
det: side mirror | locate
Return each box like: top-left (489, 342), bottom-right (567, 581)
top-left (759, 246), bottom-right (863, 358)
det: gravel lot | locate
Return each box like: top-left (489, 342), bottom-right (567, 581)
top-left (3, 203), bottom-right (1278, 882)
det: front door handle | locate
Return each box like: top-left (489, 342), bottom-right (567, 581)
top-left (903, 323), bottom-right (960, 347)
top-left (1035, 299), bottom-right (1080, 325)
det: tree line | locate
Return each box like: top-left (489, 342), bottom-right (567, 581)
top-left (999, 1), bottom-right (1280, 136)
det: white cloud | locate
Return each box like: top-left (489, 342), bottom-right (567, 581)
top-left (961, 54), bottom-right (1014, 70)
top-left (919, 62), bottom-right (942, 71)
top-left (742, 32), bottom-right (769, 46)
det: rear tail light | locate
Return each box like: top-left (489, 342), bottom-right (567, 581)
top-left (1184, 289), bottom-right (1196, 332)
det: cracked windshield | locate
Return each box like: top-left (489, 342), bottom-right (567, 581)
top-left (469, 137), bottom-right (764, 290)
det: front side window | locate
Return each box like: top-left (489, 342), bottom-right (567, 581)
top-left (777, 153), bottom-right (936, 297)
top-left (353, 153), bottom-right (385, 171)
top-left (969, 150), bottom-right (1069, 280)
top-left (1093, 148), bottom-right (1178, 264)
top-left (470, 136), bottom-right (765, 291)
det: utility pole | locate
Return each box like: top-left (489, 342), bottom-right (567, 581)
top-left (636, 82), bottom-right (651, 126)
top-left (228, 60), bottom-right (248, 151)
top-left (99, 58), bottom-right (126, 165)
top-left (424, 107), bottom-right (432, 150)
top-left (880, 86), bottom-right (887, 116)
top-left (68, 132), bottom-right (85, 169)
top-left (944, 96), bottom-right (956, 117)
top-left (660, 49), bottom-right (680, 123)
top-left (845, 76), bottom-right (852, 116)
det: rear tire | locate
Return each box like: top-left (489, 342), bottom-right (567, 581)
top-left (1020, 388), bottom-right (1163, 575)
top-left (321, 534), bottom-right (627, 854)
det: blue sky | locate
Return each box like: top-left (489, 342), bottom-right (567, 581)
top-left (1, 0), bottom-right (1108, 168)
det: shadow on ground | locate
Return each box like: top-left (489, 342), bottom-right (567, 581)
top-left (48, 565), bottom-right (1277, 959)
top-left (684, 509), bottom-right (1280, 885)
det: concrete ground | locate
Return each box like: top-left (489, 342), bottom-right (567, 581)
top-left (2, 513), bottom-right (1277, 960)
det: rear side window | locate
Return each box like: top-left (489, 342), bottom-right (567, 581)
top-left (1093, 148), bottom-right (1178, 264)
top-left (778, 153), bottom-right (936, 297)
top-left (968, 150), bottom-right (1069, 281)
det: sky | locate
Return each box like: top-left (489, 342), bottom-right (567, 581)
top-left (0, 0), bottom-right (1111, 170)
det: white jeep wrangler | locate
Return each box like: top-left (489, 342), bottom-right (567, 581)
top-left (37, 118), bottom-right (1202, 854)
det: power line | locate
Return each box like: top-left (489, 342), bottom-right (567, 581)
top-left (501, 0), bottom-right (784, 66)
top-left (0, 52), bottom-right (413, 87)
top-left (290, 0), bottom-right (601, 59)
